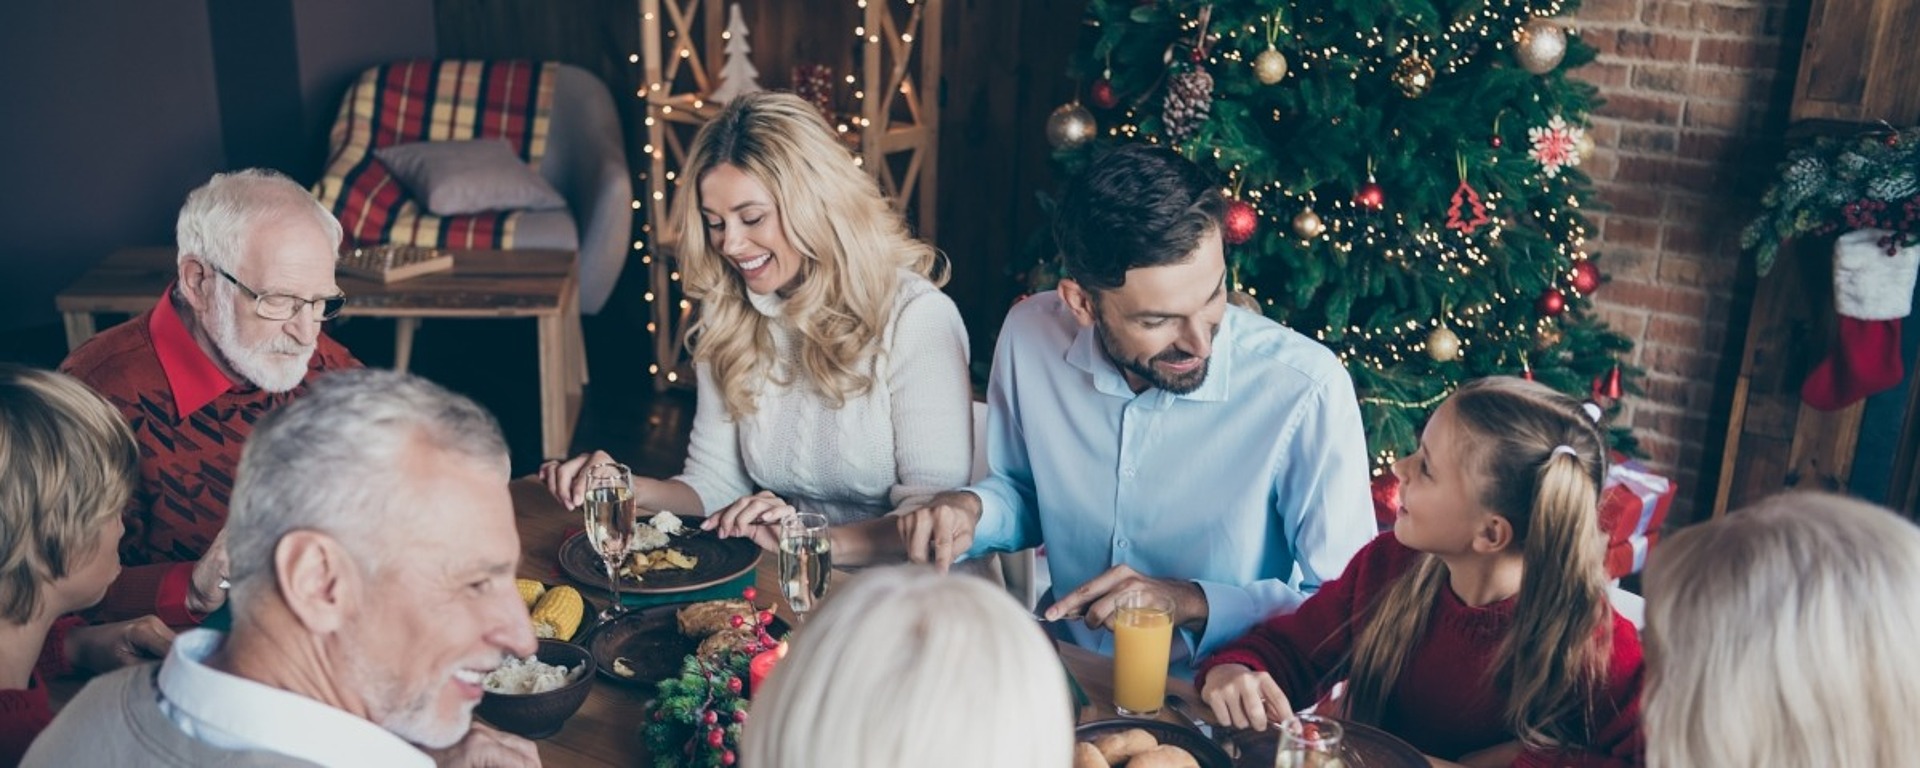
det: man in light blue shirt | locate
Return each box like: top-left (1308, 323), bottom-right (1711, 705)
top-left (895, 145), bottom-right (1376, 668)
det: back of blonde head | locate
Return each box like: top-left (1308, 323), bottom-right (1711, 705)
top-left (741, 565), bottom-right (1073, 768)
top-left (0, 365), bottom-right (139, 624)
top-left (672, 91), bottom-right (942, 418)
top-left (1644, 491), bottom-right (1920, 768)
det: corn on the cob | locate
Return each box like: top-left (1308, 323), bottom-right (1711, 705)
top-left (515, 578), bottom-right (547, 608)
top-left (530, 585), bottom-right (583, 640)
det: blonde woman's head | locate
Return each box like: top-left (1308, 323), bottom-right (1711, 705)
top-left (672, 91), bottom-right (942, 417)
top-left (742, 565), bottom-right (1073, 768)
top-left (1644, 491), bottom-right (1920, 768)
top-left (0, 365), bottom-right (139, 624)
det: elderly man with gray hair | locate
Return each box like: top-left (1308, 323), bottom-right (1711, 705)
top-left (27, 370), bottom-right (541, 767)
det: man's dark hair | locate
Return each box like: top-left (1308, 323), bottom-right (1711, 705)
top-left (1052, 143), bottom-right (1228, 292)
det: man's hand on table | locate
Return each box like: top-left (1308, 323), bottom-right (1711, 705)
top-left (66, 616), bottom-right (175, 673)
top-left (1044, 564), bottom-right (1208, 632)
top-left (895, 491), bottom-right (983, 572)
top-left (427, 723), bottom-right (541, 767)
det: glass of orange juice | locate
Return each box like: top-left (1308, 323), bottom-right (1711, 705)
top-left (1111, 591), bottom-right (1175, 717)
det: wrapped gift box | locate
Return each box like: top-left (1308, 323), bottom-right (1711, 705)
top-left (1600, 455), bottom-right (1675, 578)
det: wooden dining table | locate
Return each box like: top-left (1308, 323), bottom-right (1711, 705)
top-left (507, 478), bottom-right (1222, 766)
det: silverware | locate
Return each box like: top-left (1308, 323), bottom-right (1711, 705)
top-left (1165, 693), bottom-right (1243, 759)
top-left (1032, 610), bottom-right (1085, 624)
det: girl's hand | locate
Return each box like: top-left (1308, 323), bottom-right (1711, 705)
top-left (702, 490), bottom-right (794, 551)
top-left (1199, 663), bottom-right (1293, 732)
top-left (539, 450), bottom-right (617, 509)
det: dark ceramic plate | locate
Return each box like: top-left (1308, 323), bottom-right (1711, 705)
top-left (1076, 719), bottom-right (1234, 768)
top-left (1228, 718), bottom-right (1427, 768)
top-left (581, 603), bottom-right (790, 688)
top-left (558, 514), bottom-right (761, 594)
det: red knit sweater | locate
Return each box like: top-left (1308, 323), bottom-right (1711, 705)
top-left (1196, 533), bottom-right (1645, 767)
top-left (0, 616), bottom-right (84, 766)
top-left (60, 291), bottom-right (359, 624)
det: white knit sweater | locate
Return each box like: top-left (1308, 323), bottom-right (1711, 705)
top-left (673, 270), bottom-right (973, 524)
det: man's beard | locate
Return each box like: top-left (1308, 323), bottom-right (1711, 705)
top-left (1096, 321), bottom-right (1209, 394)
top-left (347, 649), bottom-right (474, 749)
top-left (206, 285), bottom-right (315, 392)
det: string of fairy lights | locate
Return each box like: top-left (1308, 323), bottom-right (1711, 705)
top-left (630, 0), bottom-right (932, 386)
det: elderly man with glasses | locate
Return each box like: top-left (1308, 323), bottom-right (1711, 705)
top-left (61, 169), bottom-right (361, 627)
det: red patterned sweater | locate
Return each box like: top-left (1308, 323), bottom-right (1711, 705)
top-left (0, 615), bottom-right (85, 766)
top-left (1196, 533), bottom-right (1645, 767)
top-left (60, 290), bottom-right (359, 625)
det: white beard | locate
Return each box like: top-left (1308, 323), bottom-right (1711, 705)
top-left (206, 285), bottom-right (316, 392)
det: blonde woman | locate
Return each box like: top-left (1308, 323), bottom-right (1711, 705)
top-left (1198, 377), bottom-right (1643, 767)
top-left (742, 564), bottom-right (1073, 767)
top-left (1643, 491), bottom-right (1920, 768)
top-left (0, 366), bottom-right (175, 763)
top-left (544, 91), bottom-right (971, 546)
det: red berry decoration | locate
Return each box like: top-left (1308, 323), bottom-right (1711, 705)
top-left (707, 727), bottom-right (725, 748)
top-left (1571, 260), bottom-right (1601, 294)
top-left (721, 750), bottom-right (737, 766)
top-left (728, 614), bottom-right (745, 628)
top-left (735, 709), bottom-right (750, 723)
top-left (704, 710), bottom-right (719, 726)
top-left (1223, 199), bottom-right (1259, 245)
top-left (1353, 181), bottom-right (1386, 211)
top-left (727, 676), bottom-right (743, 694)
top-left (1490, 135), bottom-right (1503, 148)
top-left (757, 609), bottom-right (774, 625)
top-left (741, 586), bottom-right (757, 602)
top-left (1090, 78), bottom-right (1119, 110)
top-left (1537, 287), bottom-right (1566, 317)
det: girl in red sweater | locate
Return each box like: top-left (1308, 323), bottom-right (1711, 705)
top-left (1197, 376), bottom-right (1643, 767)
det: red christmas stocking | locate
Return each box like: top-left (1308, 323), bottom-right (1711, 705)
top-left (1802, 230), bottom-right (1920, 411)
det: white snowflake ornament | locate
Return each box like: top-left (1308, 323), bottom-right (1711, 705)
top-left (1528, 115), bottom-right (1587, 179)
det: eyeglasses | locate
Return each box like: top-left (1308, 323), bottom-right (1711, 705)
top-left (209, 264), bottom-right (348, 321)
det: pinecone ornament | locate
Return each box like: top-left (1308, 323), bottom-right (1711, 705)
top-left (1162, 66), bottom-right (1214, 143)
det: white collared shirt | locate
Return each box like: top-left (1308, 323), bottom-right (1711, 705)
top-left (155, 629), bottom-right (434, 768)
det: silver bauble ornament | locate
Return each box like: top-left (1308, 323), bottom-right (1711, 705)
top-left (1427, 325), bottom-right (1462, 362)
top-left (1515, 18), bottom-right (1568, 75)
top-left (1292, 207), bottom-right (1326, 239)
top-left (1254, 48), bottom-right (1289, 85)
top-left (1045, 102), bottom-right (1097, 150)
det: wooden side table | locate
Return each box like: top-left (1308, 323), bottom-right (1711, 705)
top-left (56, 247), bottom-right (587, 459)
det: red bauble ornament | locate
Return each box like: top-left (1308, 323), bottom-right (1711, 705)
top-left (1353, 181), bottom-right (1386, 211)
top-left (1491, 135), bottom-right (1503, 148)
top-left (1223, 199), bottom-right (1259, 245)
top-left (1369, 474), bottom-right (1400, 529)
top-left (1089, 78), bottom-right (1119, 110)
top-left (1537, 288), bottom-right (1566, 317)
top-left (1571, 260), bottom-right (1601, 294)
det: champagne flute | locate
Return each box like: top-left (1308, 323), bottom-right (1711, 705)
top-left (581, 462), bottom-right (636, 620)
top-left (777, 513), bottom-right (831, 622)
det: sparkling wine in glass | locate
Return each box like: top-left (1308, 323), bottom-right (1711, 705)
top-left (777, 513), bottom-right (832, 621)
top-left (582, 462), bottom-right (636, 620)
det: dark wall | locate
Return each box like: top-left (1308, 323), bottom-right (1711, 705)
top-left (0, 0), bottom-right (434, 335)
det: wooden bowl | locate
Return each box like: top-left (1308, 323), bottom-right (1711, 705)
top-left (474, 639), bottom-right (593, 739)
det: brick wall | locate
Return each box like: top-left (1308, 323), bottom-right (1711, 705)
top-left (1573, 0), bottom-right (1803, 523)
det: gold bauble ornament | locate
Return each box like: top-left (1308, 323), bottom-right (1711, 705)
top-left (1534, 321), bottom-right (1564, 350)
top-left (1514, 18), bottom-right (1569, 75)
top-left (1045, 102), bottom-right (1097, 150)
top-left (1254, 48), bottom-right (1289, 85)
top-left (1393, 55), bottom-right (1435, 98)
top-left (1427, 325), bottom-right (1462, 362)
top-left (1574, 131), bottom-right (1597, 160)
top-left (1292, 207), bottom-right (1326, 239)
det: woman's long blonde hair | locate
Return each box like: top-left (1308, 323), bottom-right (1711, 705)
top-left (1345, 376), bottom-right (1612, 751)
top-left (671, 91), bottom-right (943, 418)
top-left (1644, 491), bottom-right (1920, 768)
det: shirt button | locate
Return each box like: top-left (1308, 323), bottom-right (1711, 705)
top-left (1122, 467), bottom-right (1137, 478)
top-left (1117, 539), bottom-right (1130, 548)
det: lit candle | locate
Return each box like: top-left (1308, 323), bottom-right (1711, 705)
top-left (747, 641), bottom-right (788, 698)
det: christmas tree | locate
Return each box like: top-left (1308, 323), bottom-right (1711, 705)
top-left (710, 3), bottom-right (763, 104)
top-left (1047, 0), bottom-right (1636, 465)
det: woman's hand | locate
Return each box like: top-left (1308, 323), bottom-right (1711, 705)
top-left (701, 491), bottom-right (794, 552)
top-left (538, 450), bottom-right (618, 509)
top-left (1199, 663), bottom-right (1293, 732)
top-left (66, 616), bottom-right (175, 674)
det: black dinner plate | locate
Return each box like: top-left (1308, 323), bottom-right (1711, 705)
top-left (558, 514), bottom-right (761, 594)
top-left (1076, 718), bottom-right (1234, 768)
top-left (581, 603), bottom-right (791, 688)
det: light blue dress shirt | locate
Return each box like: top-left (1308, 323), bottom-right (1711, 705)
top-left (963, 292), bottom-right (1375, 669)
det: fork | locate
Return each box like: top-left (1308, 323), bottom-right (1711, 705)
top-left (1164, 694), bottom-right (1242, 759)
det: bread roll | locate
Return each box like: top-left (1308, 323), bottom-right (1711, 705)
top-left (1072, 742), bottom-right (1107, 768)
top-left (1127, 744), bottom-right (1200, 768)
top-left (1091, 728), bottom-right (1157, 763)
top-left (677, 599), bottom-right (752, 637)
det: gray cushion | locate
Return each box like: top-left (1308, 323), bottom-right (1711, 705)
top-left (373, 139), bottom-right (567, 216)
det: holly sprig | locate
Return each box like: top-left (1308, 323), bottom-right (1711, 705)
top-left (641, 588), bottom-right (780, 767)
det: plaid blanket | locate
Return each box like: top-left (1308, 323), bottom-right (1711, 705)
top-left (314, 60), bottom-right (555, 249)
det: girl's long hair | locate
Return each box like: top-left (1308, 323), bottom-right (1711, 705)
top-left (670, 91), bottom-right (943, 418)
top-left (1344, 376), bottom-right (1612, 751)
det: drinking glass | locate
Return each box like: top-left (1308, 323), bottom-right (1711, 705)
top-left (777, 513), bottom-right (832, 622)
top-left (1274, 714), bottom-right (1344, 768)
top-left (581, 462), bottom-right (636, 620)
top-left (1111, 591), bottom-right (1175, 717)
